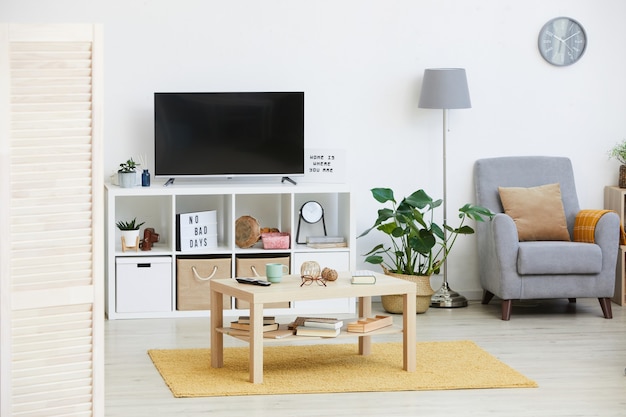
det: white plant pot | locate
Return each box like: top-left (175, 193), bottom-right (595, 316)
top-left (120, 229), bottom-right (140, 251)
top-left (118, 172), bottom-right (137, 188)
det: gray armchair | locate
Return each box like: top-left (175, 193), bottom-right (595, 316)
top-left (473, 156), bottom-right (618, 320)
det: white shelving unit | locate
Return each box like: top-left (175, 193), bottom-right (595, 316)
top-left (105, 180), bottom-right (356, 319)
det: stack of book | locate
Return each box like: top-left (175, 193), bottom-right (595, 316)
top-left (306, 236), bottom-right (347, 249)
top-left (230, 316), bottom-right (278, 332)
top-left (294, 317), bottom-right (343, 338)
top-left (226, 316), bottom-right (293, 339)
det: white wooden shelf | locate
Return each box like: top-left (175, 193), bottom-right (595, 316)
top-left (105, 180), bottom-right (357, 319)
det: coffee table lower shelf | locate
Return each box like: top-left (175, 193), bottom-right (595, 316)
top-left (216, 325), bottom-right (402, 343)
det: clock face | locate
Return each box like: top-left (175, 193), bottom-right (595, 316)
top-left (301, 201), bottom-right (323, 223)
top-left (538, 17), bottom-right (586, 66)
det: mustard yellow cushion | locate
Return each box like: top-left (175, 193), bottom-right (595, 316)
top-left (498, 183), bottom-right (570, 241)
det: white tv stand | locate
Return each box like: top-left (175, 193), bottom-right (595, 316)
top-left (105, 180), bottom-right (356, 319)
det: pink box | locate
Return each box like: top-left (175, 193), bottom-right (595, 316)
top-left (261, 232), bottom-right (290, 249)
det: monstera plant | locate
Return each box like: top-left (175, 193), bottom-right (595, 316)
top-left (359, 187), bottom-right (493, 313)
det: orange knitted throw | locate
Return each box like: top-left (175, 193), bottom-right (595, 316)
top-left (573, 209), bottom-right (626, 245)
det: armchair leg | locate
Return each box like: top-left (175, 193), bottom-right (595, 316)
top-left (598, 298), bottom-right (613, 319)
top-left (481, 290), bottom-right (495, 305)
top-left (501, 300), bottom-right (512, 321)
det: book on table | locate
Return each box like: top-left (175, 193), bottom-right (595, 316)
top-left (302, 318), bottom-right (343, 329)
top-left (295, 326), bottom-right (341, 338)
top-left (289, 316), bottom-right (338, 329)
top-left (236, 316), bottom-right (276, 325)
top-left (224, 326), bottom-right (294, 339)
top-left (351, 270), bottom-right (376, 285)
top-left (229, 322), bottom-right (279, 332)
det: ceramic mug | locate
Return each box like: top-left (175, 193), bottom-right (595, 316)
top-left (266, 263), bottom-right (289, 283)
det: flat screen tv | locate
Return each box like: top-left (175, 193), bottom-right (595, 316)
top-left (154, 92), bottom-right (304, 180)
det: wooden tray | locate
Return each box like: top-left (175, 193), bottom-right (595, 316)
top-left (347, 315), bottom-right (393, 333)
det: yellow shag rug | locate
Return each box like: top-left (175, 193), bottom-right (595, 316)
top-left (148, 340), bottom-right (537, 397)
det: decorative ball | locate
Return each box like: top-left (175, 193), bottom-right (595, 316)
top-left (321, 267), bottom-right (338, 281)
top-left (300, 261), bottom-right (321, 278)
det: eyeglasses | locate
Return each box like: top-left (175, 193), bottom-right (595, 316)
top-left (300, 275), bottom-right (327, 287)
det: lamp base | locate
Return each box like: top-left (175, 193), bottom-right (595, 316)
top-left (430, 281), bottom-right (468, 308)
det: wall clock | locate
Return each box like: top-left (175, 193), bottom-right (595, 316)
top-left (296, 201), bottom-right (327, 244)
top-left (538, 17), bottom-right (587, 66)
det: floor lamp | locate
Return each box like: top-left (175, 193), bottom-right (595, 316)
top-left (418, 68), bottom-right (471, 308)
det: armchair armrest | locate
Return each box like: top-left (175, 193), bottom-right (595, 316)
top-left (477, 213), bottom-right (521, 297)
top-left (592, 212), bottom-right (620, 293)
top-left (491, 213), bottom-right (520, 267)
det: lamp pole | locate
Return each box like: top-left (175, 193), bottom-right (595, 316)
top-left (417, 68), bottom-right (471, 308)
top-left (429, 108), bottom-right (468, 308)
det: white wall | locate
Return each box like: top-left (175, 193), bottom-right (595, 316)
top-left (4, 0), bottom-right (626, 298)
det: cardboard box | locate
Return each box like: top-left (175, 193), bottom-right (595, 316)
top-left (235, 256), bottom-right (290, 309)
top-left (177, 257), bottom-right (231, 311)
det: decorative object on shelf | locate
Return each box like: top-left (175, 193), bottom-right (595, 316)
top-left (296, 201), bottom-right (326, 244)
top-left (261, 232), bottom-right (290, 249)
top-left (176, 210), bottom-right (218, 251)
top-left (321, 267), bottom-right (338, 281)
top-left (140, 227), bottom-right (160, 251)
top-left (538, 17), bottom-right (587, 66)
top-left (235, 215), bottom-right (261, 248)
top-left (418, 68), bottom-right (475, 308)
top-left (359, 188), bottom-right (493, 313)
top-left (118, 157), bottom-right (139, 188)
top-left (141, 169), bottom-right (150, 187)
top-left (138, 154), bottom-right (150, 187)
top-left (116, 217), bottom-right (145, 252)
top-left (608, 139), bottom-right (626, 188)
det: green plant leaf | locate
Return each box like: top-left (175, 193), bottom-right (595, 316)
top-left (371, 188), bottom-right (395, 204)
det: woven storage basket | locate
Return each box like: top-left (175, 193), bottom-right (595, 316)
top-left (381, 269), bottom-right (434, 314)
top-left (620, 165), bottom-right (626, 188)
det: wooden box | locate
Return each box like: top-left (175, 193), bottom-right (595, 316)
top-left (177, 257), bottom-right (231, 311)
top-left (235, 255), bottom-right (290, 309)
top-left (347, 315), bottom-right (393, 333)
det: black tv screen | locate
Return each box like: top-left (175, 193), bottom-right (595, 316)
top-left (154, 92), bottom-right (305, 179)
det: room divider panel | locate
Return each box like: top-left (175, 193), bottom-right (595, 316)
top-left (0, 24), bottom-right (104, 416)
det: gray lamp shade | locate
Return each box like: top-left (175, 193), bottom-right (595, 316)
top-left (418, 68), bottom-right (471, 109)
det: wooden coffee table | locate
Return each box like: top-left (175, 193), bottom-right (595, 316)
top-left (210, 272), bottom-right (416, 383)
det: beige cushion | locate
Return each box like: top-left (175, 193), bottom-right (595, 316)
top-left (498, 183), bottom-right (570, 241)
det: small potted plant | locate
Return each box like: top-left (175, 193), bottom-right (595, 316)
top-left (116, 217), bottom-right (145, 251)
top-left (359, 188), bottom-right (493, 313)
top-left (118, 158), bottom-right (139, 188)
top-left (608, 139), bottom-right (626, 188)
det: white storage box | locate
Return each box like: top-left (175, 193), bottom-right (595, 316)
top-left (116, 256), bottom-right (172, 313)
top-left (176, 210), bottom-right (218, 251)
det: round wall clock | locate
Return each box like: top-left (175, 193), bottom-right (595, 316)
top-left (538, 17), bottom-right (587, 66)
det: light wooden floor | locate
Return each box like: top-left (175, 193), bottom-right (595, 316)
top-left (105, 298), bottom-right (626, 417)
